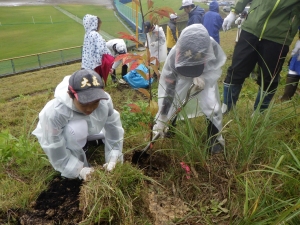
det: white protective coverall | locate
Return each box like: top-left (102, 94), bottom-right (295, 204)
top-left (155, 24), bottom-right (226, 145)
top-left (32, 76), bottom-right (124, 179)
top-left (146, 25), bottom-right (167, 63)
top-left (81, 14), bottom-right (111, 70)
top-left (106, 38), bottom-right (127, 70)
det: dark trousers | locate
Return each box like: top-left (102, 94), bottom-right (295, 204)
top-left (224, 30), bottom-right (289, 92)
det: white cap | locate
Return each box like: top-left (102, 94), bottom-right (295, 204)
top-left (179, 0), bottom-right (195, 10)
top-left (115, 43), bottom-right (126, 54)
top-left (170, 13), bottom-right (178, 19)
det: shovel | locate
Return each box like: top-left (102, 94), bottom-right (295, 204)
top-left (132, 83), bottom-right (202, 164)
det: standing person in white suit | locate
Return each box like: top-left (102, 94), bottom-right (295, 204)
top-left (144, 21), bottom-right (167, 79)
top-left (32, 69), bottom-right (124, 180)
top-left (106, 38), bottom-right (128, 83)
top-left (153, 24), bottom-right (227, 154)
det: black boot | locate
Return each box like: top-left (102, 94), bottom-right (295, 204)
top-left (111, 69), bottom-right (117, 83)
top-left (280, 74), bottom-right (300, 102)
top-left (222, 83), bottom-right (243, 114)
top-left (121, 64), bottom-right (128, 77)
top-left (207, 120), bottom-right (223, 154)
top-left (254, 87), bottom-right (275, 112)
top-left (165, 115), bottom-right (177, 138)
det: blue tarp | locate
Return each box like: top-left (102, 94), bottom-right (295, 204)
top-left (123, 64), bottom-right (154, 89)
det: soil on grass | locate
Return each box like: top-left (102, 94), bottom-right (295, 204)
top-left (0, 151), bottom-right (174, 224)
top-left (19, 177), bottom-right (83, 225)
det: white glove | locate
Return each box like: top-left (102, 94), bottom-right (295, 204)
top-left (193, 76), bottom-right (205, 91)
top-left (103, 162), bottom-right (116, 171)
top-left (150, 41), bottom-right (158, 47)
top-left (222, 11), bottom-right (236, 31)
top-left (153, 115), bottom-right (168, 136)
top-left (79, 167), bottom-right (94, 180)
top-left (291, 40), bottom-right (300, 56)
top-left (235, 17), bottom-right (243, 28)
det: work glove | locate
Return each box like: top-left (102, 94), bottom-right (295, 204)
top-left (79, 167), bottom-right (94, 180)
top-left (153, 115), bottom-right (168, 136)
top-left (150, 41), bottom-right (158, 47)
top-left (193, 76), bottom-right (205, 91)
top-left (103, 162), bottom-right (116, 171)
top-left (235, 17), bottom-right (243, 28)
top-left (291, 40), bottom-right (300, 57)
top-left (222, 11), bottom-right (236, 31)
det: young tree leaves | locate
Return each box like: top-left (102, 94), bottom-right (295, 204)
top-left (130, 61), bottom-right (140, 70)
top-left (148, 100), bottom-right (158, 116)
top-left (147, 0), bottom-right (154, 10)
top-left (153, 7), bottom-right (175, 19)
top-left (136, 69), bottom-right (149, 80)
top-left (114, 53), bottom-right (129, 62)
top-left (128, 103), bottom-right (141, 113)
top-left (118, 32), bottom-right (143, 45)
top-left (138, 88), bottom-right (150, 99)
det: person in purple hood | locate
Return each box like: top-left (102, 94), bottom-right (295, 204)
top-left (179, 0), bottom-right (205, 27)
top-left (203, 0), bottom-right (223, 44)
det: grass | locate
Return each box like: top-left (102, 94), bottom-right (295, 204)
top-left (0, 4), bottom-right (130, 60)
top-left (129, 0), bottom-right (211, 24)
top-left (58, 4), bottom-right (129, 38)
top-left (1, 28), bottom-right (300, 223)
top-left (1, 1), bottom-right (300, 224)
top-left (0, 6), bottom-right (83, 60)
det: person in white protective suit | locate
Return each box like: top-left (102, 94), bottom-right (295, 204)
top-left (144, 21), bottom-right (167, 79)
top-left (153, 24), bottom-right (227, 154)
top-left (106, 38), bottom-right (128, 84)
top-left (32, 69), bottom-right (124, 180)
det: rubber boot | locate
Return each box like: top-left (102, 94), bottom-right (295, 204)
top-left (254, 88), bottom-right (275, 112)
top-left (121, 64), bottom-right (128, 77)
top-left (280, 74), bottom-right (300, 102)
top-left (207, 120), bottom-right (223, 154)
top-left (111, 69), bottom-right (117, 83)
top-left (165, 115), bottom-right (177, 138)
top-left (221, 83), bottom-right (243, 114)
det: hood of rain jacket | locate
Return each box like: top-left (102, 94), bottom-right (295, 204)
top-left (187, 5), bottom-right (205, 26)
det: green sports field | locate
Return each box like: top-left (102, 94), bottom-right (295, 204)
top-left (0, 5), bottom-right (130, 60)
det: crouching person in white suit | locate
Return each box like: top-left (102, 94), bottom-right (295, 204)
top-left (153, 24), bottom-right (226, 154)
top-left (32, 69), bottom-right (124, 180)
top-left (106, 38), bottom-right (128, 83)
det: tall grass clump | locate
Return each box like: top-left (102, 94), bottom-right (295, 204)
top-left (222, 101), bottom-right (300, 224)
top-left (223, 100), bottom-right (298, 172)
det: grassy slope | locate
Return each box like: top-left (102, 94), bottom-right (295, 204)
top-left (1, 1), bottom-right (300, 223)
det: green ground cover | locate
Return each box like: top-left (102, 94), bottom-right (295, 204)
top-left (0, 4), bottom-right (130, 60)
top-left (1, 2), bottom-right (300, 223)
top-left (128, 0), bottom-right (209, 23)
top-left (0, 6), bottom-right (83, 59)
top-left (58, 4), bottom-right (129, 38)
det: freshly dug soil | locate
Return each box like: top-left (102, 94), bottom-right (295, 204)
top-left (19, 176), bottom-right (83, 225)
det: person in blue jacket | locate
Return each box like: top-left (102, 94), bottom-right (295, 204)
top-left (203, 0), bottom-right (223, 44)
top-left (280, 28), bottom-right (300, 101)
top-left (179, 0), bottom-right (205, 26)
